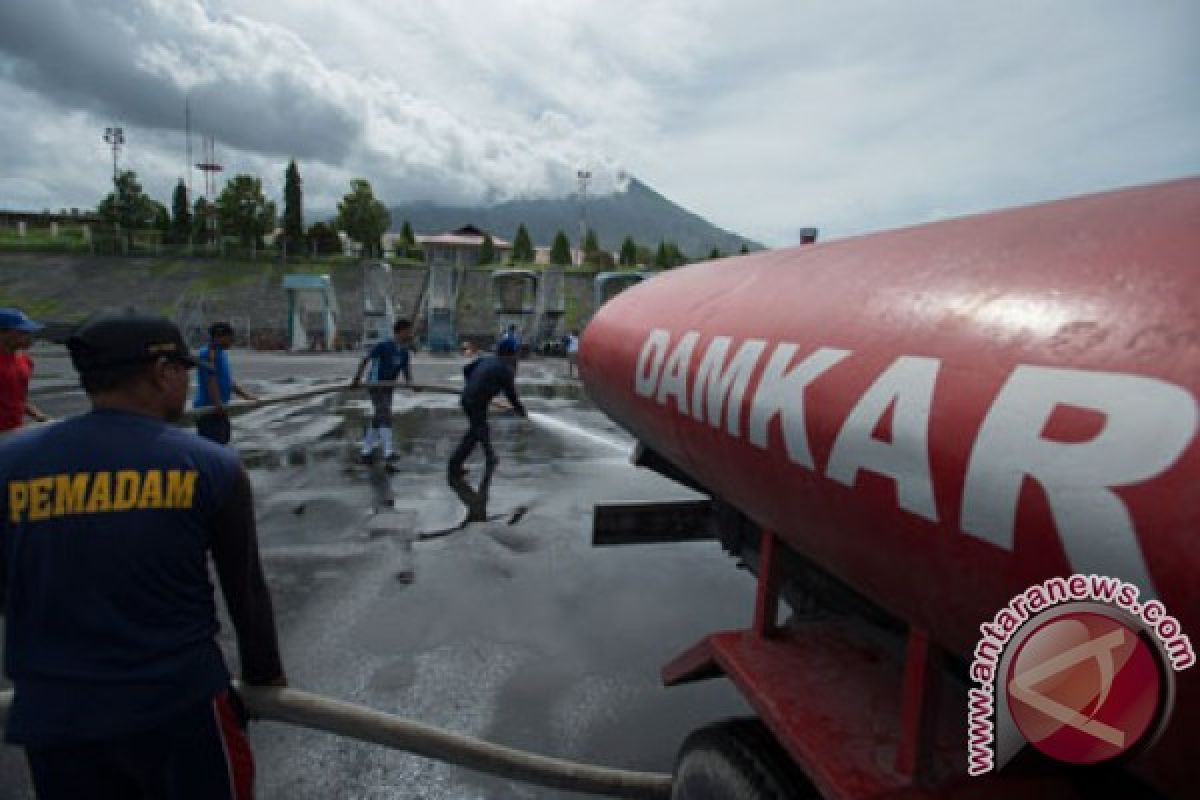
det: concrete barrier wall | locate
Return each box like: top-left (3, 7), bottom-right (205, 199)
top-left (0, 254), bottom-right (644, 346)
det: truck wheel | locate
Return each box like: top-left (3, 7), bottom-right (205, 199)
top-left (671, 718), bottom-right (817, 800)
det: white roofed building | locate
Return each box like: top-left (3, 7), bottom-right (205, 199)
top-left (414, 225), bottom-right (511, 267)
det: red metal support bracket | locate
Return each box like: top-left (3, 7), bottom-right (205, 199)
top-left (751, 528), bottom-right (782, 637)
top-left (895, 626), bottom-right (938, 782)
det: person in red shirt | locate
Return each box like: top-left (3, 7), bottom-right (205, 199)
top-left (0, 308), bottom-right (49, 432)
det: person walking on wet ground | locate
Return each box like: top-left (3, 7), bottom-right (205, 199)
top-left (461, 339), bottom-right (480, 379)
top-left (194, 322), bottom-right (257, 445)
top-left (0, 313), bottom-right (286, 800)
top-left (448, 339), bottom-right (527, 478)
top-left (0, 308), bottom-right (50, 433)
top-left (352, 318), bottom-right (413, 464)
top-left (565, 329), bottom-right (580, 378)
top-left (497, 323), bottom-right (521, 356)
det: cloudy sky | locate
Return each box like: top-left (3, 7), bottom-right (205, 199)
top-left (0, 0), bottom-right (1196, 246)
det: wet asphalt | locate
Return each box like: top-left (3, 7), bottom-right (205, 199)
top-left (1, 349), bottom-right (755, 799)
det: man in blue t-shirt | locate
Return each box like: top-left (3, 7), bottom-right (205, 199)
top-left (0, 312), bottom-right (286, 799)
top-left (351, 318), bottom-right (412, 463)
top-left (497, 323), bottom-right (521, 357)
top-left (193, 322), bottom-right (257, 444)
top-left (448, 338), bottom-right (527, 478)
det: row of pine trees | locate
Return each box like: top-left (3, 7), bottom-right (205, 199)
top-left (93, 160), bottom-right (738, 267)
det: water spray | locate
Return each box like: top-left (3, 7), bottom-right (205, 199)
top-left (525, 410), bottom-right (628, 454)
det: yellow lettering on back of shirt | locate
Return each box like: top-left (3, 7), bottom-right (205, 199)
top-left (27, 476), bottom-right (53, 521)
top-left (85, 471), bottom-right (112, 513)
top-left (137, 470), bottom-right (163, 510)
top-left (113, 470), bottom-right (141, 511)
top-left (8, 481), bottom-right (28, 523)
top-left (54, 473), bottom-right (90, 516)
top-left (164, 470), bottom-right (197, 509)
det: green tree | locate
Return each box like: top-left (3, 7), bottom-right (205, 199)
top-left (550, 230), bottom-right (573, 266)
top-left (394, 219), bottom-right (419, 260)
top-left (511, 223), bottom-right (534, 263)
top-left (152, 201), bottom-right (170, 234)
top-left (336, 179), bottom-right (390, 257)
top-left (654, 240), bottom-right (687, 269)
top-left (216, 174), bottom-right (276, 247)
top-left (282, 159), bottom-right (304, 254)
top-left (584, 249), bottom-right (615, 269)
top-left (583, 228), bottom-right (599, 256)
top-left (97, 170), bottom-right (159, 250)
top-left (668, 242), bottom-right (687, 267)
top-left (618, 235), bottom-right (638, 267)
top-left (170, 180), bottom-right (191, 244)
top-left (306, 221), bottom-right (343, 255)
top-left (191, 196), bottom-right (211, 245)
top-left (739, 243), bottom-right (749, 254)
top-left (479, 233), bottom-right (495, 265)
top-left (708, 247), bottom-right (722, 260)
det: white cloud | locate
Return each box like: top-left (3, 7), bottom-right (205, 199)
top-left (0, 0), bottom-right (1196, 245)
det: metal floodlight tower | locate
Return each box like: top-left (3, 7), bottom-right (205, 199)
top-left (195, 136), bottom-right (224, 246)
top-left (577, 169), bottom-right (591, 265)
top-left (103, 126), bottom-right (125, 250)
top-left (103, 126), bottom-right (125, 186)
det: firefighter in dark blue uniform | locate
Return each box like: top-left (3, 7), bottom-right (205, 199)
top-left (447, 339), bottom-right (527, 478)
top-left (0, 313), bottom-right (286, 800)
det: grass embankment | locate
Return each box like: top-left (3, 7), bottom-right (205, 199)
top-left (0, 288), bottom-right (62, 319)
top-left (0, 251), bottom-right (426, 318)
top-left (0, 227), bottom-right (90, 254)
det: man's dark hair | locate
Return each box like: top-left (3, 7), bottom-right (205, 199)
top-left (393, 318), bottom-right (412, 332)
top-left (209, 322), bottom-right (234, 339)
top-left (79, 362), bottom-right (157, 395)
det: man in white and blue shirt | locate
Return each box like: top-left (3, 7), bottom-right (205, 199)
top-left (351, 318), bottom-right (412, 463)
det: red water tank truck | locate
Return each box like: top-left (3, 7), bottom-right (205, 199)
top-left (581, 178), bottom-right (1199, 799)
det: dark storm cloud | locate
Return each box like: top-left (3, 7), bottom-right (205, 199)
top-left (0, 0), bottom-right (360, 164)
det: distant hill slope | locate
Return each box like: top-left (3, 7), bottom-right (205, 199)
top-left (379, 178), bottom-right (761, 258)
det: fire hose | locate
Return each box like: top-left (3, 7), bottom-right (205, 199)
top-left (6, 381), bottom-right (515, 435)
top-left (0, 686), bottom-right (672, 798)
top-left (181, 379), bottom-right (518, 422)
top-left (2, 385), bottom-right (666, 796)
top-left (183, 380), bottom-right (463, 421)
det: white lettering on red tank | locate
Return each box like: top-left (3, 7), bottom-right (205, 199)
top-left (635, 328), bottom-right (671, 398)
top-left (825, 356), bottom-right (941, 522)
top-left (656, 330), bottom-right (700, 415)
top-left (691, 336), bottom-right (768, 437)
top-left (961, 366), bottom-right (1197, 595)
top-left (747, 345), bottom-right (851, 468)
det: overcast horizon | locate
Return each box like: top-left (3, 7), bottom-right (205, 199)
top-left (0, 1), bottom-right (1196, 247)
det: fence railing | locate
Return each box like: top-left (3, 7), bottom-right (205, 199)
top-left (0, 228), bottom-right (360, 263)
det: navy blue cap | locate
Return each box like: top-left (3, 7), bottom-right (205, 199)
top-left (0, 308), bottom-right (43, 333)
top-left (67, 313), bottom-right (197, 373)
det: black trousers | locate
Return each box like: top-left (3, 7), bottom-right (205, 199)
top-left (24, 690), bottom-right (254, 800)
top-left (448, 402), bottom-right (495, 468)
top-left (367, 388), bottom-right (393, 428)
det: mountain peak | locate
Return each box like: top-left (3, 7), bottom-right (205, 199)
top-left (387, 179), bottom-right (759, 257)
